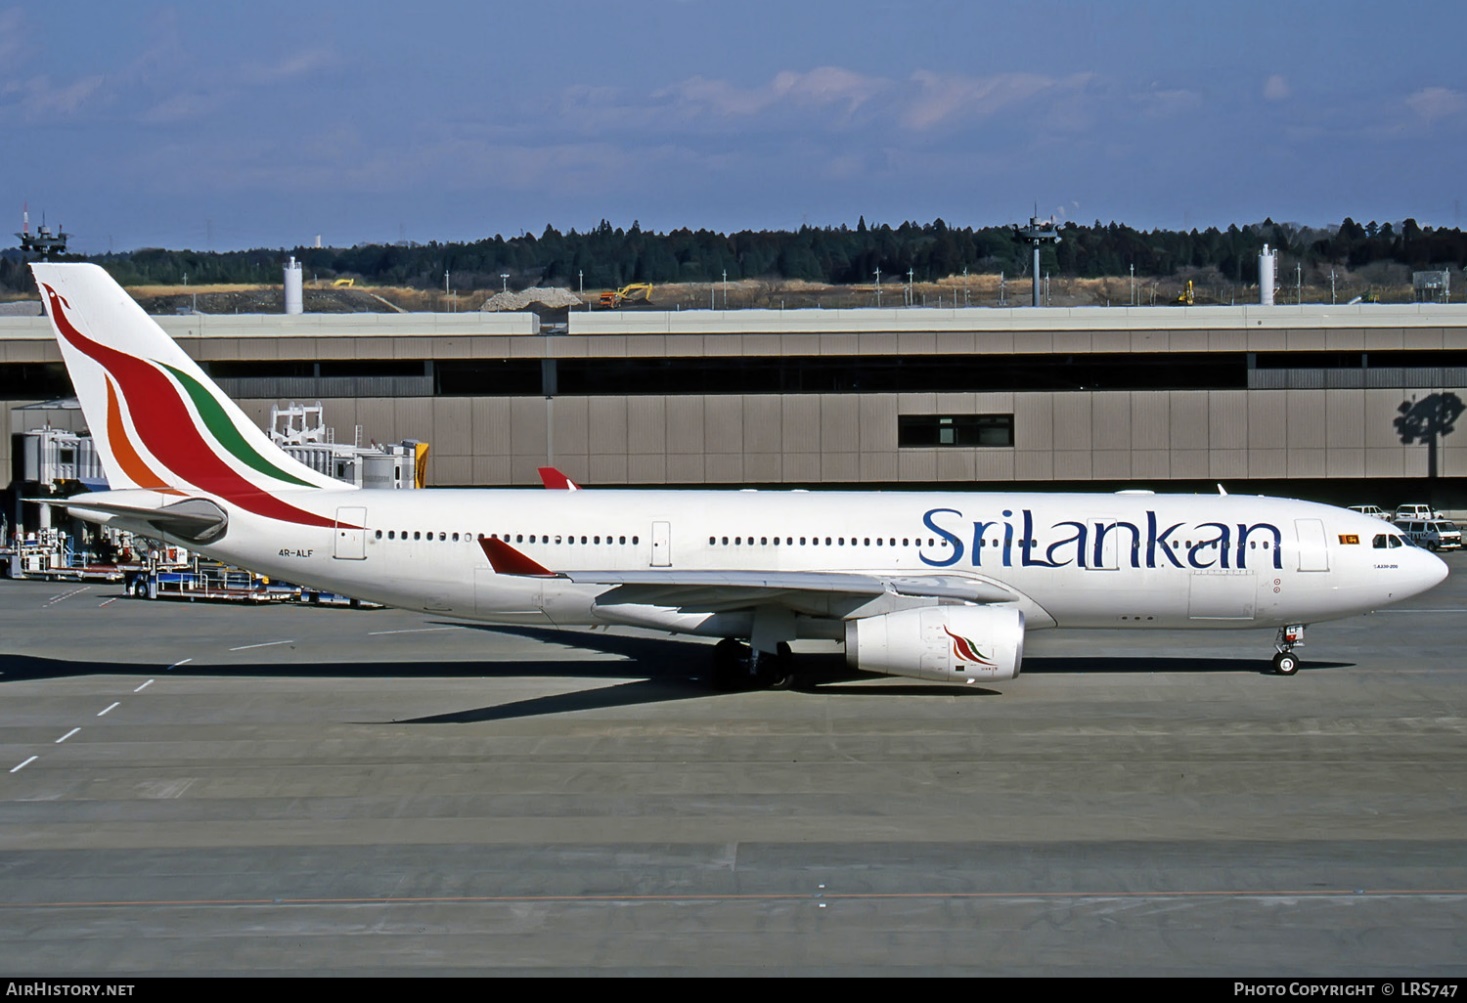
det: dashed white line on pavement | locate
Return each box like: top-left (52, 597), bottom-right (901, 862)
top-left (134, 679), bottom-right (154, 692)
top-left (167, 658), bottom-right (192, 670)
top-left (229, 639), bottom-right (295, 651)
top-left (97, 702), bottom-right (120, 717)
top-left (10, 756), bottom-right (37, 773)
top-left (55, 728), bottom-right (80, 744)
top-left (368, 627), bottom-right (458, 636)
top-left (41, 587), bottom-right (92, 608)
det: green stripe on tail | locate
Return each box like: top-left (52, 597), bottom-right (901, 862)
top-left (162, 363), bottom-right (317, 488)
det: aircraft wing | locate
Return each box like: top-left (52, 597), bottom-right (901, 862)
top-left (561, 569), bottom-right (1015, 605)
top-left (479, 537), bottom-right (1019, 614)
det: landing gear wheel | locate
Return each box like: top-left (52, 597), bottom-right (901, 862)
top-left (763, 641), bottom-right (797, 690)
top-left (711, 638), bottom-right (746, 691)
top-left (1272, 651), bottom-right (1300, 676)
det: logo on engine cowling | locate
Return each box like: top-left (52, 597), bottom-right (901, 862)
top-left (944, 626), bottom-right (996, 667)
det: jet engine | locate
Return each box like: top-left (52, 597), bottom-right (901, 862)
top-left (845, 605), bottom-right (1025, 683)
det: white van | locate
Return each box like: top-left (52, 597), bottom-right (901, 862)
top-left (1394, 518), bottom-right (1462, 551)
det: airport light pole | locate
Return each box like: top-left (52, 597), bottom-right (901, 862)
top-left (1013, 215), bottom-right (1061, 308)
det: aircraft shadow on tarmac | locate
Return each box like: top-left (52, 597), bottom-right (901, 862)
top-left (0, 623), bottom-right (1352, 725)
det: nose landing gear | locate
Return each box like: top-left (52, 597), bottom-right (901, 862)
top-left (1272, 624), bottom-right (1304, 675)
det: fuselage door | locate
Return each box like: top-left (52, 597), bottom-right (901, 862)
top-left (334, 506), bottom-right (367, 560)
top-left (1294, 518), bottom-right (1330, 572)
top-left (651, 521), bottom-right (672, 567)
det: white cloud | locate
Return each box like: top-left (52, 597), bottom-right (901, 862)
top-left (770, 66), bottom-right (886, 112)
top-left (1405, 86), bottom-right (1466, 122)
top-left (1, 74), bottom-right (106, 119)
top-left (240, 48), bottom-right (337, 86)
top-left (1133, 83), bottom-right (1202, 120)
top-left (1263, 74), bottom-right (1290, 102)
top-left (141, 91), bottom-right (220, 125)
top-left (903, 70), bottom-right (1094, 130)
top-left (656, 66), bottom-right (889, 122)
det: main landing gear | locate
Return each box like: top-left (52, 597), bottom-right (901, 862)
top-left (1271, 624), bottom-right (1304, 676)
top-left (710, 638), bottom-right (796, 692)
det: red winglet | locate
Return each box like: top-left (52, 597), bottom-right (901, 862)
top-left (480, 537), bottom-right (558, 577)
top-left (537, 466), bottom-right (581, 490)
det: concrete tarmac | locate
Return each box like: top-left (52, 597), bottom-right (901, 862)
top-left (1, 562), bottom-right (1464, 976)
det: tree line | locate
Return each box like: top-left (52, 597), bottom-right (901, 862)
top-left (3, 216), bottom-right (1463, 294)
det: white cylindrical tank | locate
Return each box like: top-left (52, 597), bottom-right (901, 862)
top-left (1259, 243), bottom-right (1276, 306)
top-left (284, 256), bottom-right (303, 315)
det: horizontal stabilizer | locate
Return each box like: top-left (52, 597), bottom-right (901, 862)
top-left (46, 493), bottom-right (229, 543)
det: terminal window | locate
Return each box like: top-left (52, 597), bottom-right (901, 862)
top-left (898, 414), bottom-right (1014, 447)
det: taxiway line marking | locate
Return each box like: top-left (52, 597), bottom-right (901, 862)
top-left (167, 658), bottom-right (192, 670)
top-left (134, 679), bottom-right (154, 693)
top-left (54, 728), bottom-right (80, 744)
top-left (6, 888), bottom-right (1467, 909)
top-left (41, 586), bottom-right (92, 608)
top-left (1375, 609), bottom-right (1467, 614)
top-left (367, 627), bottom-right (457, 636)
top-left (10, 756), bottom-right (37, 774)
top-left (228, 640), bottom-right (294, 652)
top-left (97, 702), bottom-right (120, 717)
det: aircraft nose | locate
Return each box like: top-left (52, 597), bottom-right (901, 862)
top-left (1409, 548), bottom-right (1450, 598)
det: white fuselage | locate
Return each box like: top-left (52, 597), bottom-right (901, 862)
top-left (110, 487), bottom-right (1447, 638)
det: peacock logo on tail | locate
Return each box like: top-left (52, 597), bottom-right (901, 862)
top-left (42, 282), bottom-right (343, 529)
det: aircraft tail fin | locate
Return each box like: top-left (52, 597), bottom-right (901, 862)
top-left (537, 466), bottom-right (582, 490)
top-left (31, 262), bottom-right (344, 497)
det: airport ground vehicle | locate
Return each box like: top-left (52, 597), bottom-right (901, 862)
top-left (1348, 505), bottom-right (1391, 520)
top-left (1393, 518), bottom-right (1462, 551)
top-left (31, 263), bottom-right (1449, 685)
top-left (1395, 504), bottom-right (1441, 521)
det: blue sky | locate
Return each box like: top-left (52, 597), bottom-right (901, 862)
top-left (4, 1), bottom-right (1465, 252)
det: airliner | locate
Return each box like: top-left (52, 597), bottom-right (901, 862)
top-left (30, 263), bottom-right (1448, 688)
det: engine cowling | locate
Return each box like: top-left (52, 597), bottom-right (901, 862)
top-left (845, 605), bottom-right (1025, 683)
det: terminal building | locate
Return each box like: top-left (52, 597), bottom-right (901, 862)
top-left (6, 300), bottom-right (1467, 525)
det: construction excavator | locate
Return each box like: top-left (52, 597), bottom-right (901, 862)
top-left (598, 282), bottom-right (654, 308)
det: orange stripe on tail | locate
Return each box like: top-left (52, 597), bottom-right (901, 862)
top-left (106, 377), bottom-right (178, 493)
